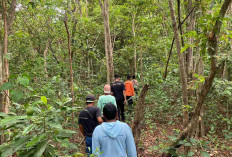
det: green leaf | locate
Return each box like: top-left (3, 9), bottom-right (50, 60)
top-left (0, 112), bottom-right (8, 117)
top-left (48, 123), bottom-right (62, 129)
top-left (27, 134), bottom-right (46, 148)
top-left (41, 96), bottom-right (47, 104)
top-left (0, 82), bottom-right (13, 90)
top-left (22, 124), bottom-right (35, 135)
top-left (33, 140), bottom-right (48, 157)
top-left (17, 76), bottom-right (30, 87)
top-left (46, 145), bottom-right (57, 157)
top-left (3, 53), bottom-right (11, 60)
top-left (11, 90), bottom-right (23, 102)
top-left (2, 136), bottom-right (32, 156)
top-left (62, 129), bottom-right (77, 134)
top-left (1, 147), bottom-right (13, 157)
top-left (181, 44), bottom-right (190, 53)
top-left (187, 151), bottom-right (194, 156)
top-left (200, 151), bottom-right (210, 157)
top-left (0, 115), bottom-right (27, 126)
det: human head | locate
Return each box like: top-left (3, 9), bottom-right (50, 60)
top-left (132, 75), bottom-right (135, 79)
top-left (86, 94), bottom-right (95, 105)
top-left (114, 74), bottom-right (120, 81)
top-left (103, 103), bottom-right (117, 120)
top-left (104, 84), bottom-right (111, 94)
top-left (127, 75), bottom-right (131, 80)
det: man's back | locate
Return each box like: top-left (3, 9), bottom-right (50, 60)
top-left (125, 80), bottom-right (135, 96)
top-left (111, 81), bottom-right (125, 100)
top-left (92, 121), bottom-right (137, 157)
top-left (78, 106), bottom-right (101, 137)
top-left (97, 95), bottom-right (117, 113)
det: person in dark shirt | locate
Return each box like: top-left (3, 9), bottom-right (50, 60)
top-left (78, 94), bottom-right (103, 156)
top-left (111, 74), bottom-right (127, 121)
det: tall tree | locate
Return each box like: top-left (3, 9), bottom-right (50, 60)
top-left (168, 0), bottom-right (189, 127)
top-left (99, 0), bottom-right (114, 84)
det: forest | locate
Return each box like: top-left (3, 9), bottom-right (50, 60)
top-left (0, 0), bottom-right (231, 156)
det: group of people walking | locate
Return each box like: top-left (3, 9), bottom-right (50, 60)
top-left (78, 75), bottom-right (138, 157)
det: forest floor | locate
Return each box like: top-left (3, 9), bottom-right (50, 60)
top-left (138, 121), bottom-right (232, 157)
top-left (137, 103), bottom-right (232, 157)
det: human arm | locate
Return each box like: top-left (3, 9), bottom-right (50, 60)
top-left (79, 124), bottom-right (85, 136)
top-left (122, 83), bottom-right (127, 104)
top-left (96, 107), bottom-right (103, 124)
top-left (125, 125), bottom-right (137, 157)
top-left (97, 98), bottom-right (102, 111)
top-left (97, 117), bottom-right (103, 124)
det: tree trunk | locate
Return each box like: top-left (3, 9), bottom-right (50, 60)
top-left (99, 0), bottom-right (114, 84)
top-left (189, 0), bottom-right (231, 137)
top-left (196, 57), bottom-right (205, 137)
top-left (132, 84), bottom-right (149, 152)
top-left (44, 42), bottom-right (49, 78)
top-left (140, 47), bottom-right (144, 87)
top-left (7, 0), bottom-right (17, 34)
top-left (169, 0), bottom-right (189, 127)
top-left (132, 14), bottom-right (137, 76)
top-left (85, 0), bottom-right (88, 17)
top-left (64, 19), bottom-right (75, 125)
top-left (2, 0), bottom-right (10, 114)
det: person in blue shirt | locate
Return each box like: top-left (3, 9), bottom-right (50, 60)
top-left (92, 103), bottom-right (137, 157)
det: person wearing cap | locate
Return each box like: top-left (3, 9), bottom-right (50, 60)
top-left (92, 103), bottom-right (137, 157)
top-left (97, 84), bottom-right (117, 115)
top-left (111, 74), bottom-right (127, 121)
top-left (78, 94), bottom-right (103, 156)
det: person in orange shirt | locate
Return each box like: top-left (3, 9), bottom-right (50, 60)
top-left (125, 75), bottom-right (135, 106)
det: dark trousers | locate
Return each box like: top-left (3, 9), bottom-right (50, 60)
top-left (85, 136), bottom-right (92, 156)
top-left (126, 96), bottom-right (133, 106)
top-left (116, 99), bottom-right (125, 121)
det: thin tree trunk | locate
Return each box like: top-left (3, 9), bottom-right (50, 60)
top-left (132, 14), bottom-right (137, 76)
top-left (169, 0), bottom-right (189, 127)
top-left (196, 56), bottom-right (205, 137)
top-left (0, 13), bottom-right (3, 145)
top-left (44, 42), bottom-right (49, 78)
top-left (7, 0), bottom-right (17, 34)
top-left (99, 0), bottom-right (114, 84)
top-left (2, 0), bottom-right (10, 114)
top-left (163, 6), bottom-right (195, 79)
top-left (140, 47), bottom-right (144, 87)
top-left (64, 19), bottom-right (75, 125)
top-left (185, 0), bottom-right (195, 76)
top-left (85, 0), bottom-right (88, 17)
top-left (77, 0), bottom-right (82, 17)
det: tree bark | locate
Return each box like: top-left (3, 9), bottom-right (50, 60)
top-left (140, 47), bottom-right (144, 87)
top-left (2, 0), bottom-right (10, 114)
top-left (7, 0), bottom-right (17, 34)
top-left (132, 84), bottom-right (149, 152)
top-left (189, 0), bottom-right (231, 137)
top-left (44, 42), bottom-right (49, 78)
top-left (163, 6), bottom-right (195, 79)
top-left (99, 0), bottom-right (114, 84)
top-left (169, 0), bottom-right (189, 127)
top-left (132, 13), bottom-right (137, 76)
top-left (85, 0), bottom-right (88, 17)
top-left (64, 19), bottom-right (75, 125)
